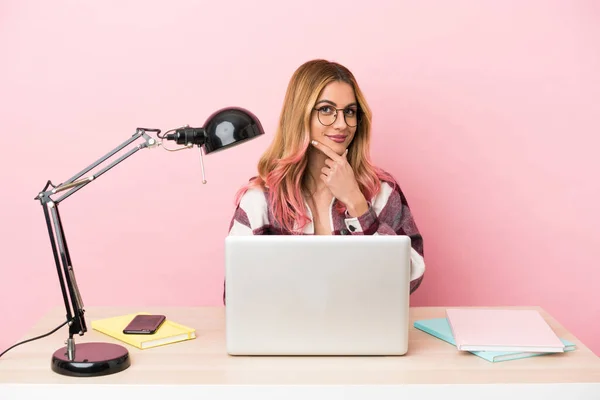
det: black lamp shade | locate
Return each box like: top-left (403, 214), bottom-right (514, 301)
top-left (202, 107), bottom-right (265, 154)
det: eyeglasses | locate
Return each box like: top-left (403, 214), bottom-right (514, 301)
top-left (313, 105), bottom-right (360, 128)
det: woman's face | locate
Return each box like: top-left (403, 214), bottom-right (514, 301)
top-left (309, 81), bottom-right (358, 156)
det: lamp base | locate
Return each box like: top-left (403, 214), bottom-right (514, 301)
top-left (51, 342), bottom-right (130, 377)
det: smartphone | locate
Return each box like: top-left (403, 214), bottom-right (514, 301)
top-left (123, 314), bottom-right (166, 334)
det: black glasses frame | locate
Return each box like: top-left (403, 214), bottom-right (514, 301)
top-left (313, 106), bottom-right (360, 128)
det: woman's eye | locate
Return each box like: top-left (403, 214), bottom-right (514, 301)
top-left (345, 108), bottom-right (356, 116)
top-left (319, 106), bottom-right (333, 114)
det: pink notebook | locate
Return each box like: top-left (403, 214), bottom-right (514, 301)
top-left (445, 309), bottom-right (565, 353)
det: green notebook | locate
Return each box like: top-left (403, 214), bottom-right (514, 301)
top-left (414, 318), bottom-right (576, 363)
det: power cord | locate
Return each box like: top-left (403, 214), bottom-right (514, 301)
top-left (0, 319), bottom-right (69, 358)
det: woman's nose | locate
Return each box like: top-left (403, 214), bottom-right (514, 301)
top-left (332, 110), bottom-right (348, 129)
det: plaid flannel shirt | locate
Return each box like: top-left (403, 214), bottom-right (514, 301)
top-left (225, 178), bottom-right (425, 302)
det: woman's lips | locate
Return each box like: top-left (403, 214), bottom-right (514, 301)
top-left (326, 135), bottom-right (347, 143)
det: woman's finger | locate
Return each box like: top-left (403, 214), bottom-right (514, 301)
top-left (311, 140), bottom-right (343, 162)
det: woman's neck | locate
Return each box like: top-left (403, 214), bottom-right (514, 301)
top-left (304, 149), bottom-right (330, 196)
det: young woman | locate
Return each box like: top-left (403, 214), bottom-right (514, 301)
top-left (228, 59), bottom-right (425, 294)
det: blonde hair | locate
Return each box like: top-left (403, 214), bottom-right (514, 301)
top-left (236, 59), bottom-right (392, 233)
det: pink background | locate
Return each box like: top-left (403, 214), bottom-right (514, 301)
top-left (1, 1), bottom-right (599, 356)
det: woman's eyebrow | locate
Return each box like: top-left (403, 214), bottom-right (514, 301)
top-left (315, 99), bottom-right (358, 108)
top-left (315, 99), bottom-right (337, 106)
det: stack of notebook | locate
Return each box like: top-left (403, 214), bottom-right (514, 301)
top-left (414, 309), bottom-right (576, 363)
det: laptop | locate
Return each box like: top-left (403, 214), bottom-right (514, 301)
top-left (224, 235), bottom-right (412, 355)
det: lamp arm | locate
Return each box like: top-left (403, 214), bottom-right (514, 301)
top-left (34, 128), bottom-right (160, 360)
top-left (37, 129), bottom-right (160, 205)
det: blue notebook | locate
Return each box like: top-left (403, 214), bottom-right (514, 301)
top-left (414, 318), bottom-right (576, 363)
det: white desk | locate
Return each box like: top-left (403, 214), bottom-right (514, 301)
top-left (1, 306), bottom-right (599, 399)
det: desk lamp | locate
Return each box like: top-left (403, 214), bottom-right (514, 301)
top-left (34, 107), bottom-right (264, 377)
